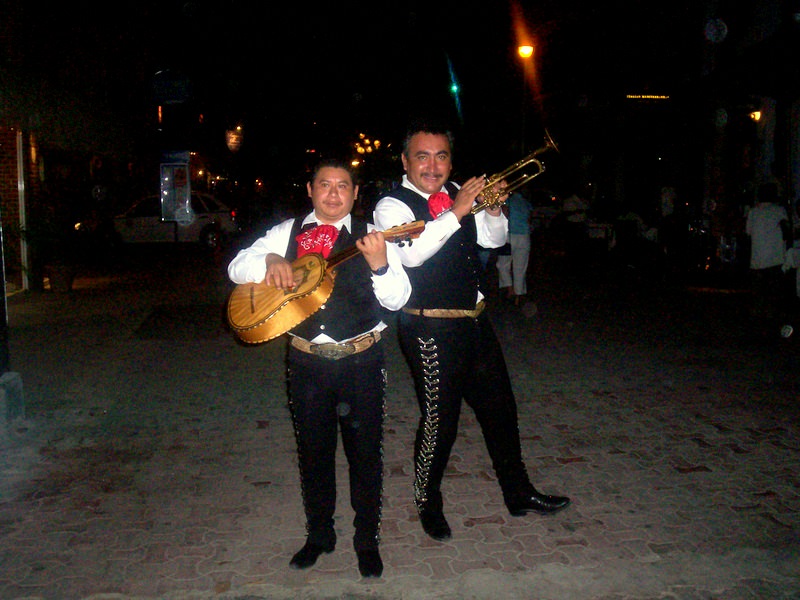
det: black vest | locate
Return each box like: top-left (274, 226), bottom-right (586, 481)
top-left (387, 183), bottom-right (481, 309)
top-left (286, 218), bottom-right (381, 340)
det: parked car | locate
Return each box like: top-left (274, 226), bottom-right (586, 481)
top-left (113, 192), bottom-right (239, 249)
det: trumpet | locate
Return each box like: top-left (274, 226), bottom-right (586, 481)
top-left (471, 130), bottom-right (559, 214)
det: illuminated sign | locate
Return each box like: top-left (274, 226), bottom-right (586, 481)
top-left (626, 94), bottom-right (670, 100)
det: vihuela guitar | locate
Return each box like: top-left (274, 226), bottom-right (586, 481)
top-left (227, 221), bottom-right (424, 344)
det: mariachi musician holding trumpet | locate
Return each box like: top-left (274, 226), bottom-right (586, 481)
top-left (372, 120), bottom-right (570, 544)
top-left (227, 158), bottom-right (411, 579)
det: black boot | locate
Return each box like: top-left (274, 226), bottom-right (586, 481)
top-left (289, 540), bottom-right (335, 569)
top-left (418, 505), bottom-right (452, 541)
top-left (505, 488), bottom-right (570, 517)
top-left (356, 549), bottom-right (383, 577)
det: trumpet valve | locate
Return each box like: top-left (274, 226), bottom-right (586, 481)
top-left (477, 186), bottom-right (506, 209)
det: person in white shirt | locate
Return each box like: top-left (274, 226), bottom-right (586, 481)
top-left (745, 182), bottom-right (790, 331)
top-left (228, 159), bottom-right (411, 578)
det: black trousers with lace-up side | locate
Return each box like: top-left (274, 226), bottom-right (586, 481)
top-left (398, 310), bottom-right (531, 513)
top-left (287, 343), bottom-right (386, 553)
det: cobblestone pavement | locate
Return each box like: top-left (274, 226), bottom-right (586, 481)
top-left (0, 246), bottom-right (798, 600)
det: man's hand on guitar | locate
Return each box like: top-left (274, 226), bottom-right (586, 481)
top-left (264, 253), bottom-right (297, 290)
top-left (356, 231), bottom-right (388, 273)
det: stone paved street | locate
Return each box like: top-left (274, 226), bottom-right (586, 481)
top-left (0, 246), bottom-right (798, 599)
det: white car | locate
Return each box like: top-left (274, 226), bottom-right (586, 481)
top-left (113, 192), bottom-right (239, 249)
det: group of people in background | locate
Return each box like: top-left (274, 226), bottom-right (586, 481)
top-left (543, 178), bottom-right (799, 340)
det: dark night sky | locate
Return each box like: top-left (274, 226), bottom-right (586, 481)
top-left (13, 0), bottom-right (706, 176)
top-left (194, 1), bottom-right (703, 138)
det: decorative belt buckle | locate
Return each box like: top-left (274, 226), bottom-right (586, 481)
top-left (311, 343), bottom-right (356, 360)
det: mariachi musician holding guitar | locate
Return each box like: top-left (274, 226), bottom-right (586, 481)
top-left (226, 158), bottom-right (412, 579)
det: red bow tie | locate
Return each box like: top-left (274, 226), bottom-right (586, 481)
top-left (428, 192), bottom-right (453, 219)
top-left (296, 224), bottom-right (339, 258)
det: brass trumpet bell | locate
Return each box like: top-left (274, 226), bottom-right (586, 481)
top-left (471, 130), bottom-right (559, 214)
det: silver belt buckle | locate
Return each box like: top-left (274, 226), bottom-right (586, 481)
top-left (310, 343), bottom-right (356, 360)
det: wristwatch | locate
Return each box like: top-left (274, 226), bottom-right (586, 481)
top-left (371, 264), bottom-right (389, 276)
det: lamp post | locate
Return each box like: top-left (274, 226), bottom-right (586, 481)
top-left (226, 124), bottom-right (243, 152)
top-left (518, 44), bottom-right (534, 154)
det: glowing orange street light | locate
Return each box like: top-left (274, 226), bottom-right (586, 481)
top-left (518, 45), bottom-right (534, 59)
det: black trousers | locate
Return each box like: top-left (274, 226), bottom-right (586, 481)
top-left (398, 311), bottom-right (531, 512)
top-left (287, 343), bottom-right (386, 552)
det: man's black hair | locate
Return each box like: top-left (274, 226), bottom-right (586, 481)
top-left (402, 116), bottom-right (455, 157)
top-left (310, 158), bottom-right (358, 186)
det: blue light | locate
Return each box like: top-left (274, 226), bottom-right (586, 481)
top-left (446, 55), bottom-right (463, 124)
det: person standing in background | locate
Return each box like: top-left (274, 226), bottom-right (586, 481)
top-left (561, 185), bottom-right (590, 272)
top-left (496, 190), bottom-right (533, 306)
top-left (745, 181), bottom-right (790, 336)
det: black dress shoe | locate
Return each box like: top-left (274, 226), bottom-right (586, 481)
top-left (289, 541), bottom-right (334, 569)
top-left (507, 491), bottom-right (571, 517)
top-left (356, 549), bottom-right (383, 578)
top-left (419, 509), bottom-right (452, 541)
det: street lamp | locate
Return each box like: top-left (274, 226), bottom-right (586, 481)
top-left (226, 125), bottom-right (243, 152)
top-left (518, 45), bottom-right (534, 153)
top-left (354, 132), bottom-right (381, 157)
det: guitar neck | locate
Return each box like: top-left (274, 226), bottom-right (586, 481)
top-left (323, 221), bottom-right (425, 271)
top-left (326, 246), bottom-right (362, 271)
